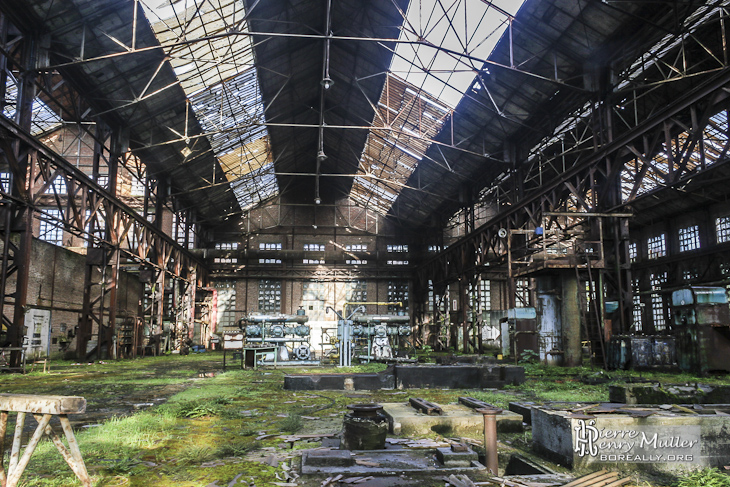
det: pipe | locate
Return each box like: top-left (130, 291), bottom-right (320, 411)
top-left (477, 407), bottom-right (501, 474)
top-left (351, 315), bottom-right (410, 323)
top-left (543, 212), bottom-right (634, 218)
top-left (241, 313), bottom-right (309, 323)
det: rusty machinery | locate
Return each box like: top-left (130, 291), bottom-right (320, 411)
top-left (238, 308), bottom-right (314, 362)
top-left (608, 286), bottom-right (730, 373)
top-left (672, 286), bottom-right (730, 374)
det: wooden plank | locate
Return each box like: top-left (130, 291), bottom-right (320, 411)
top-left (566, 473), bottom-right (618, 487)
top-left (587, 475), bottom-right (623, 487)
top-left (561, 470), bottom-right (609, 487)
top-left (601, 478), bottom-right (631, 487)
top-left (0, 394), bottom-right (85, 415)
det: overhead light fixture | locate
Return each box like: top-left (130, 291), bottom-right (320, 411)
top-left (317, 150), bottom-right (327, 162)
top-left (321, 77), bottom-right (334, 90)
top-left (315, 197), bottom-right (322, 205)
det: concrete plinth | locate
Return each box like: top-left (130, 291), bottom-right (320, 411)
top-left (382, 402), bottom-right (523, 437)
top-left (436, 446), bottom-right (479, 467)
top-left (301, 448), bottom-right (485, 476)
top-left (304, 450), bottom-right (354, 467)
top-left (394, 365), bottom-right (525, 389)
top-left (609, 383), bottom-right (730, 405)
top-left (508, 402), bottom-right (535, 424)
top-left (284, 372), bottom-right (394, 391)
top-left (284, 364), bottom-right (525, 391)
top-left (531, 406), bottom-right (730, 473)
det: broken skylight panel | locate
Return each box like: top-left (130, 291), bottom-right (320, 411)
top-left (190, 68), bottom-right (275, 209)
top-left (144, 0), bottom-right (255, 96)
top-left (616, 3), bottom-right (725, 92)
top-left (141, 0), bottom-right (276, 210)
top-left (620, 110), bottom-right (730, 202)
top-left (391, 0), bottom-right (525, 108)
top-left (350, 74), bottom-right (449, 214)
top-left (704, 111), bottom-right (729, 164)
top-left (3, 79), bottom-right (63, 136)
top-left (231, 164), bottom-right (277, 210)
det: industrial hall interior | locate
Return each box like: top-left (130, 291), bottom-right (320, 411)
top-left (3, 0), bottom-right (730, 486)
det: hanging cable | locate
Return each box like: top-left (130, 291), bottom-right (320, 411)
top-left (315, 0), bottom-right (333, 205)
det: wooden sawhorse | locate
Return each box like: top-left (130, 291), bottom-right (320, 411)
top-left (0, 393), bottom-right (90, 487)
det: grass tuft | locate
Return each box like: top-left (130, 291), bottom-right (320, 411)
top-left (279, 412), bottom-right (302, 433)
top-left (677, 468), bottom-right (730, 487)
top-left (158, 397), bottom-right (233, 418)
top-left (217, 439), bottom-right (262, 457)
top-left (176, 443), bottom-right (218, 465)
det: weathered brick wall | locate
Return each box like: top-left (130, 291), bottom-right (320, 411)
top-left (2, 236), bottom-right (142, 359)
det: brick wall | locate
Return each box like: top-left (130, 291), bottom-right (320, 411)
top-left (2, 236), bottom-right (142, 359)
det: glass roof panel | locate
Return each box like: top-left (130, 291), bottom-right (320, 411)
top-left (141, 0), bottom-right (276, 210)
top-left (352, 0), bottom-right (525, 216)
top-left (391, 0), bottom-right (525, 108)
top-left (4, 78), bottom-right (63, 136)
top-left (350, 74), bottom-right (449, 214)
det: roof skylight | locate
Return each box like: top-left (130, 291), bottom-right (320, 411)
top-left (391, 0), bottom-right (525, 108)
top-left (350, 74), bottom-right (449, 214)
top-left (141, 0), bottom-right (276, 210)
top-left (3, 78), bottom-right (63, 136)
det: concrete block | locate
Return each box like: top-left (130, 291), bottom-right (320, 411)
top-left (609, 383), bottom-right (730, 405)
top-left (353, 373), bottom-right (395, 390)
top-left (508, 402), bottom-right (534, 424)
top-left (303, 450), bottom-right (354, 467)
top-left (394, 365), bottom-right (523, 389)
top-left (501, 366), bottom-right (526, 385)
top-left (301, 448), bottom-right (486, 475)
top-left (382, 402), bottom-right (523, 437)
top-left (284, 365), bottom-right (524, 391)
top-left (531, 406), bottom-right (730, 473)
top-left (436, 446), bottom-right (478, 467)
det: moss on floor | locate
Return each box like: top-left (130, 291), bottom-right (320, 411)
top-left (1, 354), bottom-right (727, 486)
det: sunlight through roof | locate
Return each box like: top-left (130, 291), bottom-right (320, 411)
top-left (140, 0), bottom-right (277, 210)
top-left (391, 0), bottom-right (525, 108)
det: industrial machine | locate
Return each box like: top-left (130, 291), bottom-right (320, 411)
top-left (605, 335), bottom-right (676, 370)
top-left (350, 313), bottom-right (412, 362)
top-left (671, 286), bottom-right (730, 374)
top-left (608, 286), bottom-right (730, 372)
top-left (323, 307), bottom-right (413, 366)
top-left (238, 308), bottom-right (314, 362)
